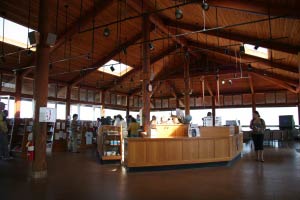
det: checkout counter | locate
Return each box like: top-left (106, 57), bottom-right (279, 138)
top-left (124, 125), bottom-right (243, 168)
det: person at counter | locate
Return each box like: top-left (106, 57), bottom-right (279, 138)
top-left (128, 118), bottom-right (139, 137)
top-left (250, 111), bottom-right (266, 162)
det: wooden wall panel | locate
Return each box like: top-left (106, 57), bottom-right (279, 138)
top-left (233, 95), bottom-right (242, 105)
top-left (265, 93), bottom-right (275, 104)
top-left (276, 92), bottom-right (286, 104)
top-left (242, 94), bottom-right (252, 105)
top-left (287, 92), bottom-right (298, 103)
top-left (224, 95), bottom-right (233, 106)
top-left (195, 97), bottom-right (202, 107)
top-left (255, 93), bottom-right (265, 104)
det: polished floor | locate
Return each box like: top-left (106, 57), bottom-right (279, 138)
top-left (1, 141), bottom-right (300, 200)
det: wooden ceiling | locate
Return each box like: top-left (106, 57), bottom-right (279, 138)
top-left (1, 0), bottom-right (300, 99)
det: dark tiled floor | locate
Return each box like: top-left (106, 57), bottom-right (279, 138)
top-left (1, 141), bottom-right (300, 200)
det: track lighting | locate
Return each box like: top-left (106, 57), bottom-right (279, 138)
top-left (254, 45), bottom-right (259, 50)
top-left (202, 1), bottom-right (209, 11)
top-left (228, 80), bottom-right (232, 85)
top-left (240, 44), bottom-right (245, 54)
top-left (110, 65), bottom-right (115, 72)
top-left (122, 47), bottom-right (127, 55)
top-left (221, 80), bottom-right (225, 85)
top-left (175, 7), bottom-right (183, 20)
top-left (148, 42), bottom-right (154, 50)
top-left (103, 27), bottom-right (110, 37)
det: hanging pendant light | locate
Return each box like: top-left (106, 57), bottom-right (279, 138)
top-left (202, 0), bottom-right (209, 11)
top-left (148, 42), bottom-right (154, 50)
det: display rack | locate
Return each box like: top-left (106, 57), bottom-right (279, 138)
top-left (46, 122), bottom-right (55, 153)
top-left (97, 125), bottom-right (122, 161)
top-left (52, 119), bottom-right (68, 152)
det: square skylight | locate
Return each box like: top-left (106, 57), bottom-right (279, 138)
top-left (0, 17), bottom-right (35, 50)
top-left (98, 60), bottom-right (133, 77)
top-left (244, 44), bottom-right (269, 59)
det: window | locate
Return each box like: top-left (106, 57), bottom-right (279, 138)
top-left (98, 60), bottom-right (133, 77)
top-left (20, 99), bottom-right (33, 118)
top-left (0, 96), bottom-right (15, 118)
top-left (47, 102), bottom-right (56, 109)
top-left (79, 105), bottom-right (94, 120)
top-left (244, 44), bottom-right (268, 59)
top-left (56, 103), bottom-right (66, 120)
top-left (94, 107), bottom-right (101, 121)
top-left (70, 104), bottom-right (79, 119)
top-left (104, 109), bottom-right (126, 118)
top-left (0, 17), bottom-right (35, 50)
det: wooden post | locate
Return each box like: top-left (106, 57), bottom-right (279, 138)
top-left (32, 0), bottom-right (51, 179)
top-left (184, 50), bottom-right (190, 116)
top-left (212, 96), bottom-right (216, 126)
top-left (142, 15), bottom-right (151, 135)
top-left (65, 86), bottom-right (71, 119)
top-left (14, 72), bottom-right (22, 118)
top-left (101, 91), bottom-right (106, 117)
top-left (126, 95), bottom-right (130, 117)
top-left (252, 93), bottom-right (256, 115)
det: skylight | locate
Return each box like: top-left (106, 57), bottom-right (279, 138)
top-left (244, 44), bottom-right (269, 59)
top-left (0, 17), bottom-right (35, 50)
top-left (98, 60), bottom-right (133, 77)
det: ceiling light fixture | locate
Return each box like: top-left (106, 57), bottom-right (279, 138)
top-left (247, 64), bottom-right (253, 71)
top-left (103, 27), bottom-right (110, 37)
top-left (228, 80), bottom-right (232, 85)
top-left (254, 44), bottom-right (259, 50)
top-left (175, 7), bottom-right (183, 20)
top-left (202, 0), bottom-right (209, 11)
top-left (221, 80), bottom-right (225, 85)
top-left (148, 42), bottom-right (154, 50)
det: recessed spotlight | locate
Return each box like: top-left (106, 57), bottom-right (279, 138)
top-left (175, 7), bottom-right (183, 20)
top-left (103, 27), bottom-right (110, 37)
top-left (148, 42), bottom-right (154, 50)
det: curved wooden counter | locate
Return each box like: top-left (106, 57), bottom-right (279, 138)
top-left (124, 133), bottom-right (243, 168)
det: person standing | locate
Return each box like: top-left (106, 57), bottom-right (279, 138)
top-left (70, 114), bottom-right (80, 153)
top-left (128, 118), bottom-right (140, 137)
top-left (0, 103), bottom-right (12, 160)
top-left (250, 111), bottom-right (266, 162)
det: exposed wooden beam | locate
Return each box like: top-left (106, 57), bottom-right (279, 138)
top-left (188, 40), bottom-right (298, 74)
top-left (250, 72), bottom-right (297, 93)
top-left (127, 0), bottom-right (198, 57)
top-left (166, 20), bottom-right (300, 55)
top-left (207, 0), bottom-right (300, 19)
top-left (69, 32), bottom-right (143, 86)
top-left (165, 80), bottom-right (185, 107)
top-left (206, 82), bottom-right (214, 97)
top-left (21, 0), bottom-right (115, 77)
top-left (105, 45), bottom-right (177, 91)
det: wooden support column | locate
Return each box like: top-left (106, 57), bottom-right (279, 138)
top-left (183, 51), bottom-right (191, 116)
top-left (252, 94), bottom-right (256, 115)
top-left (65, 86), bottom-right (71, 119)
top-left (126, 95), bottom-right (130, 117)
top-left (212, 96), bottom-right (216, 126)
top-left (14, 72), bottom-right (22, 118)
top-left (142, 15), bottom-right (151, 135)
top-left (32, 0), bottom-right (51, 179)
top-left (101, 91), bottom-right (106, 117)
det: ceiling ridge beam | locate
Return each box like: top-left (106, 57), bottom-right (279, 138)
top-left (69, 32), bottom-right (143, 86)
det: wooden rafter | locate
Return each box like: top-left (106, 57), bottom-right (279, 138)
top-left (250, 72), bottom-right (297, 93)
top-left (70, 32), bottom-right (143, 86)
top-left (165, 80), bottom-right (185, 107)
top-left (165, 20), bottom-right (300, 55)
top-left (20, 0), bottom-right (115, 77)
top-left (105, 45), bottom-right (177, 91)
top-left (188, 40), bottom-right (298, 74)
